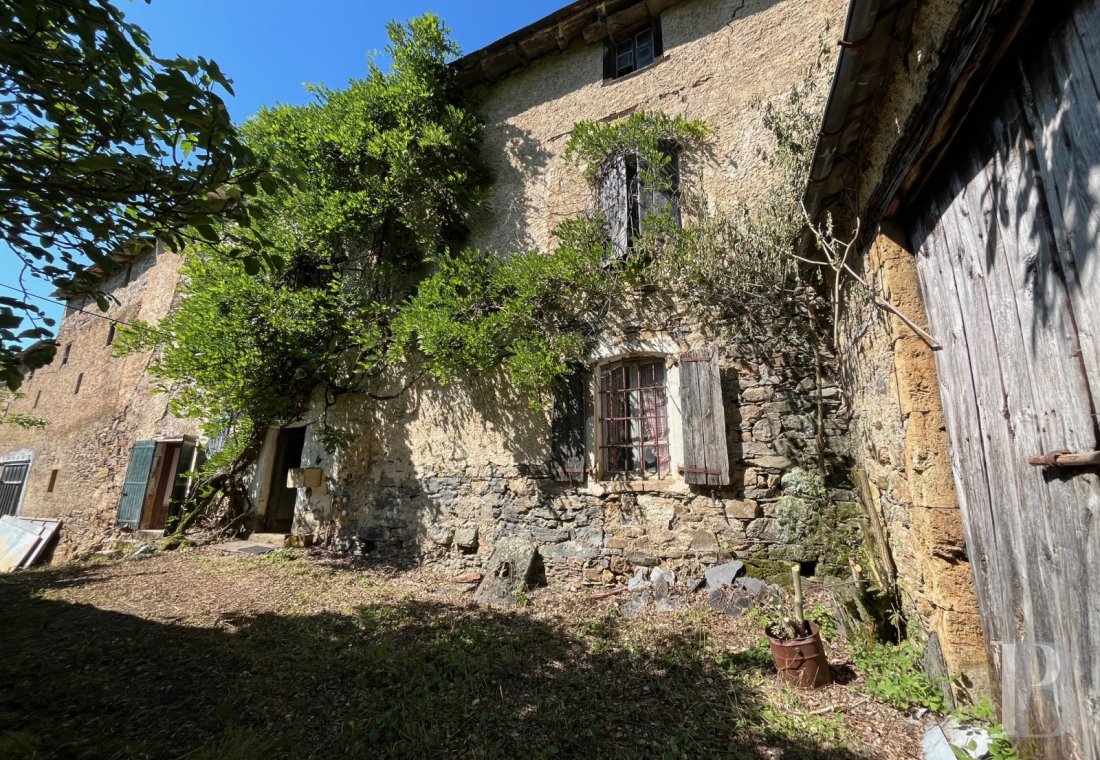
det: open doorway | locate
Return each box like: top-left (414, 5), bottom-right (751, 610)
top-left (117, 438), bottom-right (199, 531)
top-left (142, 441), bottom-right (182, 530)
top-left (264, 426), bottom-right (306, 534)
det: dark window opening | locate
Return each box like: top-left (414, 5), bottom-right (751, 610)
top-left (607, 22), bottom-right (662, 79)
top-left (600, 144), bottom-right (681, 258)
top-left (74, 372), bottom-right (83, 394)
top-left (60, 343), bottom-right (72, 366)
top-left (799, 560), bottom-right (818, 578)
top-left (599, 358), bottom-right (671, 480)
top-left (106, 323), bottom-right (116, 346)
top-left (47, 469), bottom-right (59, 493)
top-left (123, 265), bottom-right (132, 286)
top-left (33, 390), bottom-right (41, 409)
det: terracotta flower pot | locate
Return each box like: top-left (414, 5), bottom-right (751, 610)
top-left (766, 621), bottom-right (832, 688)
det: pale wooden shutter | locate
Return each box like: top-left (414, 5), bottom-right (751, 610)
top-left (550, 367), bottom-right (587, 482)
top-left (597, 155), bottom-right (629, 259)
top-left (678, 348), bottom-right (730, 486)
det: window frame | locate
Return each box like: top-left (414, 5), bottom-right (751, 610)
top-left (604, 19), bottom-right (664, 81)
top-left (595, 354), bottom-right (674, 483)
top-left (598, 143), bottom-right (682, 259)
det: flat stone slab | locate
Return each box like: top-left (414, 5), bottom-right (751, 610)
top-left (474, 537), bottom-right (538, 607)
top-left (704, 560), bottom-right (745, 590)
top-left (217, 541), bottom-right (276, 555)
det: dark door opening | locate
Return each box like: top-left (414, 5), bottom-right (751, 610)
top-left (143, 442), bottom-right (181, 530)
top-left (266, 427), bottom-right (306, 533)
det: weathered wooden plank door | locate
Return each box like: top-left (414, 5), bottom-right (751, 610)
top-left (908, 3), bottom-right (1100, 756)
top-left (117, 441), bottom-right (156, 530)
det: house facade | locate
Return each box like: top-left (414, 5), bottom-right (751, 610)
top-left (246, 0), bottom-right (859, 582)
top-left (0, 242), bottom-right (200, 560)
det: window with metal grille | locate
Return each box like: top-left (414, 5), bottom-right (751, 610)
top-left (609, 23), bottom-right (661, 79)
top-left (598, 357), bottom-right (671, 480)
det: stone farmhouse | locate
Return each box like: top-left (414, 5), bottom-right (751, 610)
top-left (254, 0), bottom-right (989, 691)
top-left (6, 2), bottom-right (1100, 752)
top-left (0, 241), bottom-right (201, 560)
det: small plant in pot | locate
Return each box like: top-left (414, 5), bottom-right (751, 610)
top-left (754, 565), bottom-right (832, 688)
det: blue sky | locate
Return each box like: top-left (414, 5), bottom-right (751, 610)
top-left (5, 0), bottom-right (565, 337)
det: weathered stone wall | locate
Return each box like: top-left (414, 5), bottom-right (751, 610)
top-left (836, 226), bottom-right (989, 691)
top-left (275, 0), bottom-right (859, 586)
top-left (468, 0), bottom-right (845, 255)
top-left (813, 0), bottom-right (991, 691)
top-left (0, 247), bottom-right (198, 560)
top-left (292, 314), bottom-right (857, 585)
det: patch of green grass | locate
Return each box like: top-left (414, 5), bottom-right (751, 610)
top-left (851, 638), bottom-right (947, 713)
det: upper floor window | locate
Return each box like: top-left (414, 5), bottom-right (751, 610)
top-left (60, 343), bottom-right (72, 366)
top-left (606, 22), bottom-right (663, 79)
top-left (598, 143), bottom-right (681, 258)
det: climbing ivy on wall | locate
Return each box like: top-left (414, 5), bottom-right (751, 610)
top-left (120, 15), bottom-right (837, 532)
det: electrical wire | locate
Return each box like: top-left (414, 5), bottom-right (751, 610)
top-left (0, 281), bottom-right (154, 333)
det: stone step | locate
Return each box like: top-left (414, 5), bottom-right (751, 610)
top-left (248, 532), bottom-right (289, 547)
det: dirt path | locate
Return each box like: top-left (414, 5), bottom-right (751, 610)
top-left (0, 548), bottom-right (930, 759)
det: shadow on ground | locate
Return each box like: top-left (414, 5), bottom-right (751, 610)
top-left (0, 564), bottom-right (874, 760)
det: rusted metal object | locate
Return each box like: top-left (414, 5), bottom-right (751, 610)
top-left (1027, 450), bottom-right (1100, 468)
top-left (767, 622), bottom-right (833, 689)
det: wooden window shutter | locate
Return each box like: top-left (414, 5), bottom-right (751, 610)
top-left (678, 348), bottom-right (730, 486)
top-left (550, 367), bottom-right (588, 482)
top-left (597, 155), bottom-right (629, 259)
top-left (117, 440), bottom-right (156, 529)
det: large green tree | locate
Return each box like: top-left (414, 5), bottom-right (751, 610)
top-left (123, 14), bottom-right (487, 457)
top-left (0, 0), bottom-right (266, 387)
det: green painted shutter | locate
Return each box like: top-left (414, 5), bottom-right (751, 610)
top-left (679, 348), bottom-right (730, 487)
top-left (117, 440), bottom-right (156, 529)
top-left (168, 436), bottom-right (197, 519)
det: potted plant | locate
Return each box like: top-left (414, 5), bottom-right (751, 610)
top-left (756, 565), bottom-right (832, 688)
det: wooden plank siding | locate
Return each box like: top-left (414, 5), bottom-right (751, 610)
top-left (908, 3), bottom-right (1100, 755)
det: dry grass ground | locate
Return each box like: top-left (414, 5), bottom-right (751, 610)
top-left (0, 547), bottom-right (931, 759)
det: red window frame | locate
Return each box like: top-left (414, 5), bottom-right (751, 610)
top-left (598, 357), bottom-right (671, 480)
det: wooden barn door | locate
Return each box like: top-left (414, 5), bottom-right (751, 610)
top-left (908, 3), bottom-right (1100, 755)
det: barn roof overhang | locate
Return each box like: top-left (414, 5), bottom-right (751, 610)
top-left (452, 0), bottom-right (684, 89)
top-left (802, 0), bottom-right (1043, 242)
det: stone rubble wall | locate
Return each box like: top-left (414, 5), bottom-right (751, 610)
top-left (0, 249), bottom-right (198, 561)
top-left (835, 227), bottom-right (989, 692)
